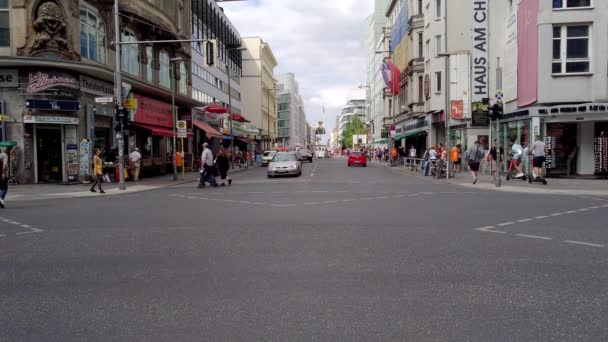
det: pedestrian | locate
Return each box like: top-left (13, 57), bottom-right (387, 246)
top-left (451, 144), bottom-right (462, 172)
top-left (0, 147), bottom-right (9, 208)
top-left (90, 148), bottom-right (105, 193)
top-left (129, 147), bottom-right (142, 182)
top-left (510, 140), bottom-right (525, 178)
top-left (487, 139), bottom-right (501, 178)
top-left (391, 146), bottom-right (398, 166)
top-left (530, 135), bottom-right (547, 181)
top-left (215, 147), bottom-right (232, 186)
top-left (199, 143), bottom-right (218, 188)
top-left (465, 141), bottom-right (483, 184)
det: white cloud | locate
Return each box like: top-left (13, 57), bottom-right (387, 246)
top-left (222, 0), bottom-right (372, 138)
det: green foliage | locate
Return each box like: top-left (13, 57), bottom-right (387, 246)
top-left (341, 116), bottom-right (368, 149)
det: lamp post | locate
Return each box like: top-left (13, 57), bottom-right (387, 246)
top-left (438, 53), bottom-right (451, 180)
top-left (170, 57), bottom-right (183, 181)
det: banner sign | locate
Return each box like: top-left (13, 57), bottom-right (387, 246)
top-left (26, 99), bottom-right (81, 111)
top-left (451, 100), bottom-right (464, 119)
top-left (23, 115), bottom-right (79, 125)
top-left (472, 0), bottom-right (489, 103)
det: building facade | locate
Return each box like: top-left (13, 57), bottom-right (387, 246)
top-left (1, 0), bottom-right (200, 184)
top-left (275, 73), bottom-right (307, 149)
top-left (338, 99), bottom-right (366, 140)
top-left (240, 37), bottom-right (278, 151)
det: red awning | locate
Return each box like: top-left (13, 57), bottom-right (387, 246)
top-left (236, 137), bottom-right (249, 144)
top-left (132, 123), bottom-right (192, 137)
top-left (201, 104), bottom-right (229, 114)
top-left (193, 121), bottom-right (222, 138)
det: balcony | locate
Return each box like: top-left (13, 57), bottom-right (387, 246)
top-left (407, 58), bottom-right (425, 76)
top-left (408, 15), bottom-right (424, 34)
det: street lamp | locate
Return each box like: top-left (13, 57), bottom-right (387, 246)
top-left (438, 53), bottom-right (451, 180)
top-left (170, 57), bottom-right (183, 181)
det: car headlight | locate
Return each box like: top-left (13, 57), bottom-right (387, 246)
top-left (289, 165), bottom-right (297, 169)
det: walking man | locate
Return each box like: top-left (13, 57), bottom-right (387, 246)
top-left (465, 141), bottom-right (483, 184)
top-left (129, 147), bottom-right (141, 182)
top-left (0, 147), bottom-right (9, 208)
top-left (530, 135), bottom-right (547, 181)
top-left (199, 143), bottom-right (217, 188)
top-left (90, 148), bottom-right (105, 193)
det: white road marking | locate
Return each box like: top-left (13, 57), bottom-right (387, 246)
top-left (590, 206), bottom-right (601, 209)
top-left (497, 222), bottom-right (515, 227)
top-left (342, 199), bottom-right (356, 202)
top-left (311, 190), bottom-right (328, 193)
top-left (238, 201), bottom-right (251, 204)
top-left (223, 200), bottom-right (238, 203)
top-left (534, 215), bottom-right (548, 219)
top-left (603, 204), bottom-right (608, 208)
top-left (252, 202), bottom-right (266, 206)
top-left (359, 198), bottom-right (374, 201)
top-left (516, 234), bottom-right (552, 240)
top-left (564, 210), bottom-right (578, 214)
top-left (16, 227), bottom-right (44, 235)
top-left (517, 218), bottom-right (533, 223)
top-left (303, 202), bottom-right (319, 206)
top-left (550, 213), bottom-right (563, 217)
top-left (376, 196), bottom-right (390, 199)
top-left (271, 204), bottom-right (296, 208)
top-left (310, 163), bottom-right (318, 177)
top-left (577, 208), bottom-right (589, 212)
top-left (336, 190), bottom-right (349, 193)
top-left (323, 200), bottom-right (338, 204)
top-left (564, 240), bottom-right (605, 248)
top-left (248, 192), bottom-right (264, 194)
top-left (475, 226), bottom-right (507, 234)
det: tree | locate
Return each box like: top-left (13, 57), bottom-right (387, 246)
top-left (341, 115), bottom-right (367, 149)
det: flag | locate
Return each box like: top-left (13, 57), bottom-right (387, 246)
top-left (381, 60), bottom-right (401, 96)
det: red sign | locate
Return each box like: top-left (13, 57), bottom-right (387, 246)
top-left (133, 94), bottom-right (173, 128)
top-left (451, 100), bottom-right (464, 119)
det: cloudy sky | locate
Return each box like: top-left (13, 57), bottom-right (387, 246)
top-left (222, 0), bottom-right (372, 137)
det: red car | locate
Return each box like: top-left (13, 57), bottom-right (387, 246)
top-left (348, 151), bottom-right (367, 167)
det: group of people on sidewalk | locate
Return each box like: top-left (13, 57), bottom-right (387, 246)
top-left (89, 147), bottom-right (142, 194)
top-left (198, 143), bottom-right (233, 188)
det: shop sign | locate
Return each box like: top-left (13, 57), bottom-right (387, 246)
top-left (26, 99), bottom-right (81, 111)
top-left (80, 76), bottom-right (113, 97)
top-left (23, 115), bottom-right (79, 125)
top-left (132, 94), bottom-right (172, 127)
top-left (451, 100), bottom-right (464, 119)
top-left (472, 0), bottom-right (489, 103)
top-left (26, 71), bottom-right (78, 93)
top-left (123, 98), bottom-right (138, 110)
top-left (0, 69), bottom-right (18, 87)
top-left (177, 120), bottom-right (187, 138)
top-left (471, 102), bottom-right (489, 127)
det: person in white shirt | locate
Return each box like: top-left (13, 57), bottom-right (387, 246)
top-left (199, 143), bottom-right (217, 188)
top-left (129, 147), bottom-right (142, 182)
top-left (510, 141), bottom-right (524, 178)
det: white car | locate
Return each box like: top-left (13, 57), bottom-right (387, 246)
top-left (261, 151), bottom-right (277, 166)
top-left (268, 152), bottom-right (302, 178)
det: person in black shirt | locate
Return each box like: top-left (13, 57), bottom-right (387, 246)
top-left (215, 147), bottom-right (232, 186)
top-left (487, 139), bottom-right (503, 178)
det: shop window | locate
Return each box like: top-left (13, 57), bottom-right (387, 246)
top-left (0, 0), bottom-right (10, 47)
top-left (179, 62), bottom-right (187, 95)
top-left (145, 46), bottom-right (154, 82)
top-left (121, 30), bottom-right (140, 76)
top-left (553, 0), bottom-right (591, 9)
top-left (80, 4), bottom-right (106, 64)
top-left (552, 25), bottom-right (590, 74)
top-left (159, 51), bottom-right (171, 88)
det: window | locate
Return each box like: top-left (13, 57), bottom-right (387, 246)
top-left (418, 0), bottom-right (423, 15)
top-left (435, 72), bottom-right (442, 93)
top-left (145, 46), bottom-right (154, 82)
top-left (418, 32), bottom-right (423, 58)
top-left (435, 35), bottom-right (442, 56)
top-left (436, 0), bottom-right (441, 18)
top-left (177, 1), bottom-right (183, 33)
top-left (418, 75), bottom-right (423, 103)
top-left (159, 51), bottom-right (170, 88)
top-left (179, 62), bottom-right (187, 95)
top-left (425, 39), bottom-right (430, 60)
top-left (80, 5), bottom-right (106, 63)
top-left (121, 30), bottom-right (140, 76)
top-left (0, 0), bottom-right (9, 47)
top-left (552, 25), bottom-right (590, 74)
top-left (552, 0), bottom-right (591, 9)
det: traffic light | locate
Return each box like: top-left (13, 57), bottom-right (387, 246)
top-left (205, 40), bottom-right (217, 67)
top-left (114, 106), bottom-right (129, 132)
top-left (490, 103), bottom-right (503, 120)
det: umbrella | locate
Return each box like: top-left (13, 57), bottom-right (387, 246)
top-left (203, 104), bottom-right (229, 114)
top-left (230, 113), bottom-right (250, 123)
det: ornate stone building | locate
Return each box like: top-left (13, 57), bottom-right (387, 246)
top-left (0, 0), bottom-right (200, 183)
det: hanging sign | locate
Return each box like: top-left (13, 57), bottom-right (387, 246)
top-left (472, 0), bottom-right (489, 103)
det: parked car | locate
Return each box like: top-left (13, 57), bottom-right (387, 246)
top-left (299, 149), bottom-right (313, 162)
top-left (261, 151), bottom-right (277, 166)
top-left (268, 152), bottom-right (302, 178)
top-left (347, 151), bottom-right (367, 167)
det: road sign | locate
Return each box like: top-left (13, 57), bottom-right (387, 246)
top-left (95, 97), bottom-right (114, 104)
top-left (177, 120), bottom-right (187, 138)
top-left (123, 98), bottom-right (137, 110)
top-left (495, 90), bottom-right (504, 102)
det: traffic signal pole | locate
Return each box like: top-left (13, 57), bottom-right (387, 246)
top-left (114, 0), bottom-right (126, 190)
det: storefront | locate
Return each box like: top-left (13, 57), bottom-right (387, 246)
top-left (395, 116), bottom-right (429, 157)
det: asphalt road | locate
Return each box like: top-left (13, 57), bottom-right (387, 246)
top-left (1, 157), bottom-right (607, 341)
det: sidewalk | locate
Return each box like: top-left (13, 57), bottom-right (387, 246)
top-left (370, 160), bottom-right (608, 196)
top-left (6, 164), bottom-right (259, 202)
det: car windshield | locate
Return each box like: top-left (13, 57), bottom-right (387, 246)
top-left (263, 151), bottom-right (276, 157)
top-left (272, 153), bottom-right (297, 162)
top-left (350, 152), bottom-right (361, 157)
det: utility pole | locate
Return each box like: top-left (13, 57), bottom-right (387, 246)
top-left (113, 0), bottom-right (125, 190)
